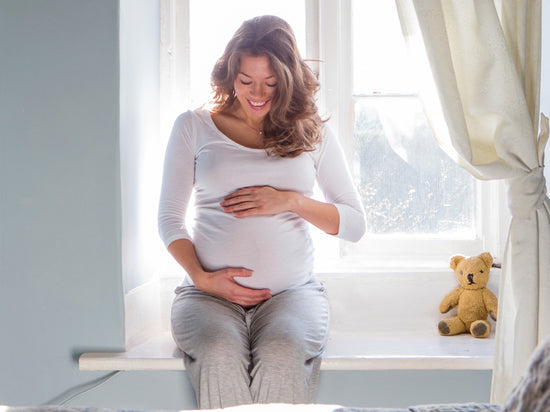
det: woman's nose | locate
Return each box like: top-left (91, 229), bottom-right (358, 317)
top-left (251, 84), bottom-right (265, 98)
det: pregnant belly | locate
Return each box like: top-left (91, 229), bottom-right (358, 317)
top-left (192, 212), bottom-right (314, 294)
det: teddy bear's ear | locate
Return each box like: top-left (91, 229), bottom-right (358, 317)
top-left (450, 255), bottom-right (465, 271)
top-left (479, 252), bottom-right (493, 268)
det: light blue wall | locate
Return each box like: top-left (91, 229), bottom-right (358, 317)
top-left (1, 0), bottom-right (548, 410)
top-left (0, 0), bottom-right (124, 406)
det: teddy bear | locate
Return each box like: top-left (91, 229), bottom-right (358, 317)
top-left (438, 252), bottom-right (498, 338)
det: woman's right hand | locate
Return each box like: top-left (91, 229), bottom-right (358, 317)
top-left (194, 268), bottom-right (272, 307)
top-left (167, 239), bottom-right (271, 306)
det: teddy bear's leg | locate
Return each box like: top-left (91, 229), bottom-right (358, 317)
top-left (438, 316), bottom-right (467, 336)
top-left (470, 320), bottom-right (491, 338)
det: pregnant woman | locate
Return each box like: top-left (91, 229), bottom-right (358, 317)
top-left (158, 15), bottom-right (365, 409)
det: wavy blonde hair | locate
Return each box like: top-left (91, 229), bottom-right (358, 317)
top-left (210, 15), bottom-right (324, 158)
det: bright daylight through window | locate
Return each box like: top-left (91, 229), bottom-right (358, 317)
top-left (159, 0), bottom-right (499, 276)
top-left (340, 0), bottom-right (488, 267)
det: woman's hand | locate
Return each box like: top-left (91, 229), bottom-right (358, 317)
top-left (221, 186), bottom-right (294, 217)
top-left (195, 267), bottom-right (272, 307)
top-left (167, 239), bottom-right (271, 306)
top-left (221, 185), bottom-right (340, 235)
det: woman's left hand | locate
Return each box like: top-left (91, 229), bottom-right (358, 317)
top-left (221, 186), bottom-right (295, 218)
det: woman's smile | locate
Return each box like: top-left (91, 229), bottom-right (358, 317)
top-left (247, 98), bottom-right (270, 110)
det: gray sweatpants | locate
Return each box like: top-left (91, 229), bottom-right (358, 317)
top-left (171, 280), bottom-right (330, 409)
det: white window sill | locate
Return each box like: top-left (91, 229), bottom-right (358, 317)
top-left (79, 329), bottom-right (494, 371)
top-left (79, 269), bottom-right (498, 372)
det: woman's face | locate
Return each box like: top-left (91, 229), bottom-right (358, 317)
top-left (233, 54), bottom-right (277, 122)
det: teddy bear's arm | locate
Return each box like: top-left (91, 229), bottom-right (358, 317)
top-left (483, 288), bottom-right (498, 321)
top-left (439, 287), bottom-right (462, 314)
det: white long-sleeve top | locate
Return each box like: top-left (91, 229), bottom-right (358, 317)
top-left (158, 108), bottom-right (365, 294)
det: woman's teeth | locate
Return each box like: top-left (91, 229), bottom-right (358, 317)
top-left (249, 99), bottom-right (268, 108)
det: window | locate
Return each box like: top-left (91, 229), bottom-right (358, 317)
top-left (159, 0), bottom-right (503, 277)
top-left (114, 0), bottom-right (507, 352)
top-left (315, 0), bottom-right (502, 270)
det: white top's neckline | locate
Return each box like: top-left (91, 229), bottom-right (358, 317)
top-left (200, 108), bottom-right (267, 153)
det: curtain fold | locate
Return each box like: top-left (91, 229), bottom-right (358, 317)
top-left (395, 0), bottom-right (550, 402)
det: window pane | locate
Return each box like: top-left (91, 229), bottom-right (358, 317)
top-left (352, 0), bottom-right (415, 94)
top-left (190, 0), bottom-right (306, 108)
top-left (353, 98), bottom-right (477, 237)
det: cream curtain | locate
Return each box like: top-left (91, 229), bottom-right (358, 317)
top-left (396, 0), bottom-right (550, 403)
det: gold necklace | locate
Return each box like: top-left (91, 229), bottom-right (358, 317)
top-left (233, 105), bottom-right (264, 135)
top-left (242, 120), bottom-right (263, 136)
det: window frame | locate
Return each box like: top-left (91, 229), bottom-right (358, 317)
top-left (315, 0), bottom-right (503, 270)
